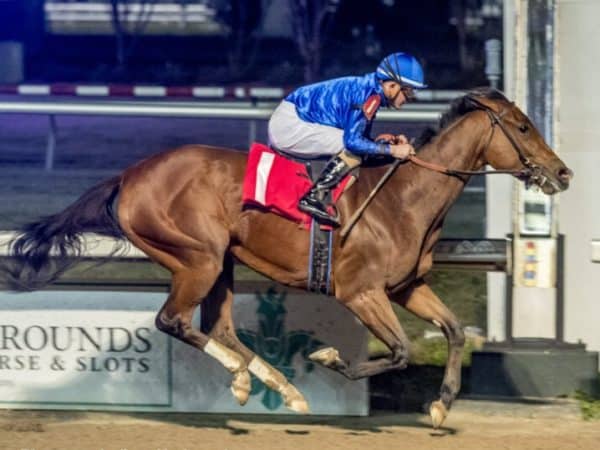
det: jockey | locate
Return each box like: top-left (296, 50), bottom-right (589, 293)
top-left (268, 52), bottom-right (427, 226)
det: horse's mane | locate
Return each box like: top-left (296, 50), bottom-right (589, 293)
top-left (415, 87), bottom-right (509, 150)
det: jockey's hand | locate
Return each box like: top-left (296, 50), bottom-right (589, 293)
top-left (390, 143), bottom-right (416, 160)
top-left (375, 133), bottom-right (397, 144)
top-left (375, 134), bottom-right (411, 145)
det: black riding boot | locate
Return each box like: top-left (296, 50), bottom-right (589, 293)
top-left (298, 155), bottom-right (353, 226)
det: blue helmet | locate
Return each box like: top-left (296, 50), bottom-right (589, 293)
top-left (376, 52), bottom-right (427, 89)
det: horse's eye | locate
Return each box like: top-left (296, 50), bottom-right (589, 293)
top-left (519, 124), bottom-right (529, 134)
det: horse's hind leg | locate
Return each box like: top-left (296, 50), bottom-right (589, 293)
top-left (117, 172), bottom-right (257, 406)
top-left (310, 288), bottom-right (411, 379)
top-left (154, 262), bottom-right (253, 405)
top-left (201, 254), bottom-right (309, 413)
top-left (391, 280), bottom-right (465, 429)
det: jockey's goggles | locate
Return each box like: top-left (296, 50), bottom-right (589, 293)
top-left (400, 84), bottom-right (416, 102)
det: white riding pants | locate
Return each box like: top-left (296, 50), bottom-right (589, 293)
top-left (268, 100), bottom-right (345, 158)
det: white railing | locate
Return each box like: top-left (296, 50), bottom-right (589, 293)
top-left (0, 97), bottom-right (448, 170)
top-left (0, 98), bottom-right (443, 120)
top-left (0, 84), bottom-right (463, 102)
top-left (0, 232), bottom-right (145, 259)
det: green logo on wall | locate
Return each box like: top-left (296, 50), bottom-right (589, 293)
top-left (236, 287), bottom-right (324, 410)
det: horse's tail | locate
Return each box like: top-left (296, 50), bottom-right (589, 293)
top-left (3, 175), bottom-right (124, 291)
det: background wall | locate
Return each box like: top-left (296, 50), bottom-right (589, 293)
top-left (556, 0), bottom-right (600, 357)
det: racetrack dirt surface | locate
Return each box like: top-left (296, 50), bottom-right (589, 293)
top-left (0, 400), bottom-right (598, 450)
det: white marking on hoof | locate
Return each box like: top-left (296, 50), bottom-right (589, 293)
top-left (231, 370), bottom-right (251, 406)
top-left (309, 347), bottom-right (342, 367)
top-left (248, 356), bottom-right (310, 414)
top-left (248, 356), bottom-right (276, 381)
top-left (430, 400), bottom-right (448, 429)
top-left (204, 339), bottom-right (245, 372)
top-left (288, 398), bottom-right (310, 414)
top-left (282, 384), bottom-right (310, 414)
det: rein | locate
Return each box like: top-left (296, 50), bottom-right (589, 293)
top-left (407, 154), bottom-right (530, 178)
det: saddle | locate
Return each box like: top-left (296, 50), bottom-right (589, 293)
top-left (242, 143), bottom-right (354, 228)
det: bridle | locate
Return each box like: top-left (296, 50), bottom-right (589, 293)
top-left (408, 96), bottom-right (544, 186)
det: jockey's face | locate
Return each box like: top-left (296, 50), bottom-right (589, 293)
top-left (381, 81), bottom-right (410, 109)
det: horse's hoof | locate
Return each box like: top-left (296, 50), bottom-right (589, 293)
top-left (282, 384), bottom-right (310, 414)
top-left (231, 370), bottom-right (251, 406)
top-left (288, 398), bottom-right (310, 414)
top-left (430, 400), bottom-right (448, 429)
top-left (309, 347), bottom-right (342, 368)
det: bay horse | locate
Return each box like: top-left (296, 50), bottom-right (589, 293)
top-left (3, 88), bottom-right (572, 428)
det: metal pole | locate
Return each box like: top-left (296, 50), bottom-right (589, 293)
top-left (249, 119), bottom-right (257, 148)
top-left (45, 114), bottom-right (57, 171)
top-left (505, 235), bottom-right (514, 343)
top-left (485, 38), bottom-right (503, 89)
top-left (555, 233), bottom-right (564, 342)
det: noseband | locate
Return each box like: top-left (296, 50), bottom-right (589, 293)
top-left (408, 96), bottom-right (541, 184)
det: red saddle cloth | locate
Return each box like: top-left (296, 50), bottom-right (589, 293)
top-left (242, 143), bottom-right (350, 227)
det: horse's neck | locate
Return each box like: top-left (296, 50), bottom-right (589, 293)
top-left (377, 114), bottom-right (489, 232)
top-left (416, 116), bottom-right (489, 208)
top-left (418, 115), bottom-right (489, 177)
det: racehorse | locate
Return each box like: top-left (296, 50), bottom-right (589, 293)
top-left (3, 88), bottom-right (572, 428)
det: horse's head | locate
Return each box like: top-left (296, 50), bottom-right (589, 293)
top-left (468, 90), bottom-right (573, 194)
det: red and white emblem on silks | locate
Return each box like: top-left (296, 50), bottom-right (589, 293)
top-left (242, 143), bottom-right (350, 227)
top-left (362, 94), bottom-right (381, 121)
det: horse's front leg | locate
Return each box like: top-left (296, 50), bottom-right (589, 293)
top-left (390, 280), bottom-right (465, 429)
top-left (309, 288), bottom-right (411, 380)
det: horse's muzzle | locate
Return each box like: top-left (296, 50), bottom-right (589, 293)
top-left (537, 165), bottom-right (573, 194)
top-left (557, 167), bottom-right (574, 187)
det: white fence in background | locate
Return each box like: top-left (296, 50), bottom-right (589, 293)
top-left (0, 84), bottom-right (464, 101)
top-left (0, 97), bottom-right (450, 171)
